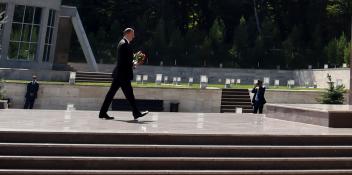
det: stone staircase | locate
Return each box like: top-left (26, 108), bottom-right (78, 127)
top-left (52, 64), bottom-right (77, 71)
top-left (0, 131), bottom-right (352, 174)
top-left (75, 71), bottom-right (113, 83)
top-left (221, 89), bottom-right (253, 113)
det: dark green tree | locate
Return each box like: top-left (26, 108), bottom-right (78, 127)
top-left (317, 74), bottom-right (346, 104)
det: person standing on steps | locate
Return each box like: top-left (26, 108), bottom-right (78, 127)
top-left (24, 75), bottom-right (39, 109)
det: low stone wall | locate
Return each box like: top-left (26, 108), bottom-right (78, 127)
top-left (0, 68), bottom-right (69, 82)
top-left (1, 63), bottom-right (350, 90)
top-left (69, 63), bottom-right (351, 89)
top-left (266, 90), bottom-right (324, 104)
top-left (69, 63), bottom-right (294, 86)
top-left (3, 83), bottom-right (222, 113)
top-left (294, 68), bottom-right (350, 89)
top-left (4, 82), bottom-right (349, 113)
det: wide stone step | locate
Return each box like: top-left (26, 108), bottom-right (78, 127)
top-left (221, 98), bottom-right (251, 102)
top-left (76, 77), bottom-right (113, 81)
top-left (222, 95), bottom-right (250, 98)
top-left (75, 72), bottom-right (113, 82)
top-left (221, 102), bottom-right (252, 105)
top-left (2, 143), bottom-right (352, 157)
top-left (222, 89), bottom-right (249, 92)
top-left (3, 132), bottom-right (352, 145)
top-left (221, 109), bottom-right (253, 113)
top-left (222, 92), bottom-right (250, 96)
top-left (76, 80), bottom-right (111, 83)
top-left (76, 74), bottom-right (112, 78)
top-left (76, 72), bottom-right (112, 76)
top-left (1, 169), bottom-right (352, 175)
top-left (1, 156), bottom-right (352, 170)
top-left (221, 105), bottom-right (253, 109)
top-left (222, 91), bottom-right (250, 95)
top-left (76, 76), bottom-right (112, 80)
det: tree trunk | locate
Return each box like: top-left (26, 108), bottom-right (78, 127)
top-left (253, 0), bottom-right (261, 34)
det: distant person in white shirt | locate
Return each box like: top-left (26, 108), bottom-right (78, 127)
top-left (251, 80), bottom-right (266, 114)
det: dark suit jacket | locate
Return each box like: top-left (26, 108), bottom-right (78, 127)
top-left (251, 86), bottom-right (266, 104)
top-left (25, 81), bottom-right (39, 99)
top-left (112, 38), bottom-right (134, 80)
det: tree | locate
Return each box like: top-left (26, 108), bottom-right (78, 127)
top-left (260, 17), bottom-right (282, 68)
top-left (60, 0), bottom-right (352, 69)
top-left (209, 17), bottom-right (225, 45)
top-left (251, 35), bottom-right (265, 68)
top-left (252, 0), bottom-right (261, 34)
top-left (95, 27), bottom-right (112, 63)
top-left (324, 33), bottom-right (350, 66)
top-left (208, 17), bottom-right (226, 66)
top-left (282, 26), bottom-right (303, 69)
top-left (324, 38), bottom-right (338, 66)
top-left (309, 25), bottom-right (324, 68)
top-left (168, 28), bottom-right (184, 66)
top-left (326, 0), bottom-right (352, 17)
top-left (200, 36), bottom-right (212, 67)
top-left (343, 42), bottom-right (350, 65)
top-left (317, 74), bottom-right (346, 104)
top-left (149, 19), bottom-right (168, 65)
top-left (230, 16), bottom-right (249, 67)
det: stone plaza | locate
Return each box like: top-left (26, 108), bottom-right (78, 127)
top-left (1, 109), bottom-right (352, 174)
top-left (1, 0), bottom-right (352, 174)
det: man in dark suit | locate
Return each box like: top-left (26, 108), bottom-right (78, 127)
top-left (24, 75), bottom-right (39, 109)
top-left (251, 80), bottom-right (266, 114)
top-left (99, 28), bottom-right (149, 120)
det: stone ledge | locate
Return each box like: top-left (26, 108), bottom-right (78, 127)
top-left (0, 100), bottom-right (8, 109)
top-left (266, 104), bottom-right (352, 128)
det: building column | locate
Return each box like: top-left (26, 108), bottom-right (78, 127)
top-left (350, 62), bottom-right (352, 104)
top-left (71, 8), bottom-right (98, 72)
top-left (36, 7), bottom-right (49, 64)
top-left (48, 9), bottom-right (60, 66)
top-left (53, 17), bottom-right (73, 65)
top-left (1, 2), bottom-right (14, 61)
top-left (350, 16), bottom-right (352, 105)
top-left (350, 48), bottom-right (352, 105)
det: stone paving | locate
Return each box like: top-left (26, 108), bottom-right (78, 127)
top-left (1, 109), bottom-right (352, 135)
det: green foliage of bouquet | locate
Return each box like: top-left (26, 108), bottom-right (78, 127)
top-left (133, 51), bottom-right (147, 65)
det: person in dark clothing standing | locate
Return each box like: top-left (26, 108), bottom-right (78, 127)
top-left (251, 80), bottom-right (266, 114)
top-left (24, 75), bottom-right (39, 109)
top-left (99, 28), bottom-right (149, 120)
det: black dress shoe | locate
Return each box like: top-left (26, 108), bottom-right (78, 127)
top-left (133, 111), bottom-right (149, 120)
top-left (99, 113), bottom-right (114, 120)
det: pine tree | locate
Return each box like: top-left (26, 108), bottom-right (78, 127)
top-left (200, 36), bottom-right (212, 67)
top-left (318, 74), bottom-right (346, 104)
top-left (230, 16), bottom-right (249, 67)
top-left (209, 17), bottom-right (225, 45)
top-left (168, 28), bottom-right (184, 66)
top-left (324, 33), bottom-right (350, 67)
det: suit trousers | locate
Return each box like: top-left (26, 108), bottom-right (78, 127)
top-left (100, 78), bottom-right (138, 114)
top-left (24, 98), bottom-right (35, 109)
top-left (253, 101), bottom-right (264, 114)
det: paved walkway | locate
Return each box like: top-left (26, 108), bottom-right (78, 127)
top-left (1, 109), bottom-right (352, 135)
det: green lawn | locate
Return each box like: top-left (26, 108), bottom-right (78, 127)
top-left (3, 80), bottom-right (324, 91)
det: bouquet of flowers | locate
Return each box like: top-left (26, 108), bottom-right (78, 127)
top-left (133, 51), bottom-right (147, 65)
